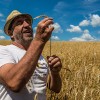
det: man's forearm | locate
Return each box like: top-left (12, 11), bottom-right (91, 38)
top-left (48, 72), bottom-right (62, 93)
top-left (16, 40), bottom-right (45, 80)
top-left (3, 40), bottom-right (45, 91)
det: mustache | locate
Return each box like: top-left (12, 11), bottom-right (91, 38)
top-left (22, 27), bottom-right (33, 34)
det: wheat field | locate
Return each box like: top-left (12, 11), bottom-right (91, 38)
top-left (0, 40), bottom-right (100, 100)
top-left (43, 41), bottom-right (100, 100)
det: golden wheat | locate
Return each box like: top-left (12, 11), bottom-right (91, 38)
top-left (42, 41), bottom-right (100, 100)
top-left (0, 40), bottom-right (12, 45)
top-left (0, 40), bottom-right (100, 100)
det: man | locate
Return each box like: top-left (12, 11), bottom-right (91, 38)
top-left (0, 10), bottom-right (62, 100)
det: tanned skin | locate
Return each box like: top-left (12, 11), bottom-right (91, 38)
top-left (0, 17), bottom-right (62, 93)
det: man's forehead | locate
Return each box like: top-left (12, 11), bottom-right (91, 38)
top-left (9, 15), bottom-right (31, 28)
top-left (14, 15), bottom-right (29, 21)
top-left (11, 15), bottom-right (31, 25)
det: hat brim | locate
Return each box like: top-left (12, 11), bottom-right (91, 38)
top-left (4, 14), bottom-right (33, 36)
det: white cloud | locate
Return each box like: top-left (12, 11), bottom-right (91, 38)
top-left (33, 23), bottom-right (63, 34)
top-left (90, 14), bottom-right (100, 27)
top-left (0, 13), bottom-right (3, 17)
top-left (52, 23), bottom-right (63, 33)
top-left (67, 25), bottom-right (82, 33)
top-left (84, 0), bottom-right (98, 3)
top-left (0, 36), bottom-right (5, 40)
top-left (78, 14), bottom-right (100, 27)
top-left (70, 37), bottom-right (86, 41)
top-left (51, 36), bottom-right (60, 41)
top-left (70, 29), bottom-right (96, 41)
top-left (33, 34), bottom-right (60, 41)
top-left (98, 31), bottom-right (100, 34)
top-left (1, 19), bottom-right (5, 22)
top-left (81, 29), bottom-right (94, 40)
top-left (0, 29), bottom-right (3, 34)
top-left (79, 20), bottom-right (90, 26)
top-left (33, 27), bottom-right (37, 31)
top-left (54, 1), bottom-right (67, 13)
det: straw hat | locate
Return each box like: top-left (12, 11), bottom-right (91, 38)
top-left (4, 10), bottom-right (33, 36)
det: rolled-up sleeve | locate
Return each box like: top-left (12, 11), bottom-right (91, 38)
top-left (0, 46), bottom-right (15, 67)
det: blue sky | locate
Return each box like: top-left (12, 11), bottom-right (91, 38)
top-left (0, 0), bottom-right (100, 41)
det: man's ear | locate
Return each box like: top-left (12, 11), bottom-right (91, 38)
top-left (8, 30), bottom-right (12, 35)
top-left (10, 35), bottom-right (14, 41)
top-left (8, 30), bottom-right (14, 41)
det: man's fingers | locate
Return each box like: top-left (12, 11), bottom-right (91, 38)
top-left (47, 56), bottom-right (61, 66)
top-left (47, 55), bottom-right (62, 73)
top-left (49, 58), bottom-right (60, 65)
top-left (47, 55), bottom-right (58, 62)
top-left (50, 62), bottom-right (62, 72)
top-left (38, 17), bottom-right (53, 25)
top-left (44, 20), bottom-right (54, 27)
top-left (40, 20), bottom-right (53, 30)
top-left (44, 26), bottom-right (54, 35)
top-left (37, 18), bottom-right (54, 33)
top-left (35, 17), bottom-right (54, 43)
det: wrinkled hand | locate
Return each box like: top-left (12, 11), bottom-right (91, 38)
top-left (35, 18), bottom-right (54, 43)
top-left (47, 55), bottom-right (62, 74)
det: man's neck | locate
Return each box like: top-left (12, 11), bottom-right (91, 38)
top-left (12, 41), bottom-right (30, 50)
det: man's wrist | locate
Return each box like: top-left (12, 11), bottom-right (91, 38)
top-left (33, 37), bottom-right (46, 45)
top-left (50, 70), bottom-right (60, 75)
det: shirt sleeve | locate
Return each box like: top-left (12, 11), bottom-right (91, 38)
top-left (0, 46), bottom-right (16, 67)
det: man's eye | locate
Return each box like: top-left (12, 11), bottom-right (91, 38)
top-left (24, 19), bottom-right (31, 24)
top-left (16, 21), bottom-right (23, 25)
top-left (26, 20), bottom-right (31, 25)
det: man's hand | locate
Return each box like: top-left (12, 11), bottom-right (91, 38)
top-left (47, 55), bottom-right (62, 74)
top-left (35, 18), bottom-right (54, 43)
